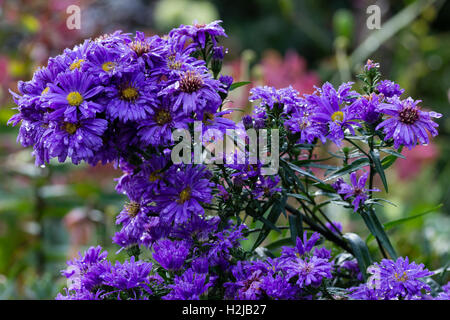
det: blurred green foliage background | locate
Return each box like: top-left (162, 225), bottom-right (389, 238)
top-left (0, 0), bottom-right (448, 299)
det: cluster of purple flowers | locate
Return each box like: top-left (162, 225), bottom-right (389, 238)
top-left (9, 21), bottom-right (447, 301)
top-left (348, 257), bottom-right (435, 300)
top-left (8, 21), bottom-right (234, 166)
top-left (248, 64), bottom-right (441, 149)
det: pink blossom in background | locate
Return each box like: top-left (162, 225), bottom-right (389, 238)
top-left (395, 142), bottom-right (439, 180)
top-left (261, 49), bottom-right (319, 94)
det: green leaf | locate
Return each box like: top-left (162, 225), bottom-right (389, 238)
top-left (286, 193), bottom-right (311, 202)
top-left (265, 238), bottom-right (292, 251)
top-left (252, 201), bottom-right (283, 250)
top-left (366, 204), bottom-right (442, 243)
top-left (229, 81), bottom-right (251, 91)
top-left (343, 233), bottom-right (372, 281)
top-left (370, 149), bottom-right (388, 192)
top-left (380, 148), bottom-right (405, 159)
top-left (282, 159), bottom-right (323, 183)
top-left (325, 158), bottom-right (370, 181)
top-left (361, 209), bottom-right (397, 259)
top-left (288, 214), bottom-right (303, 245)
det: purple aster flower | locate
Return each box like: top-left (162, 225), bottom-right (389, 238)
top-left (219, 75), bottom-right (233, 90)
top-left (281, 232), bottom-right (321, 259)
top-left (284, 106), bottom-right (327, 144)
top-left (249, 85), bottom-right (302, 113)
top-left (338, 258), bottom-right (364, 281)
top-left (435, 282), bottom-right (450, 300)
top-left (163, 268), bottom-right (212, 300)
top-left (152, 239), bottom-right (191, 271)
top-left (260, 273), bottom-right (299, 300)
top-left (350, 93), bottom-right (383, 124)
top-left (286, 255), bottom-right (333, 288)
top-left (349, 257), bottom-right (433, 300)
top-left (154, 165), bottom-right (214, 225)
top-left (376, 80), bottom-right (404, 98)
top-left (170, 215), bottom-right (220, 243)
top-left (161, 68), bottom-right (222, 114)
top-left (126, 32), bottom-right (166, 69)
top-left (364, 59), bottom-right (379, 71)
top-left (46, 70), bottom-right (104, 122)
top-left (375, 96), bottom-right (442, 149)
top-left (224, 261), bottom-right (265, 300)
top-left (253, 175), bottom-right (282, 199)
top-left (332, 171), bottom-right (379, 212)
top-left (101, 256), bottom-right (153, 299)
top-left (307, 82), bottom-right (361, 146)
top-left (137, 98), bottom-right (190, 147)
top-left (170, 20), bottom-right (227, 49)
top-left (104, 70), bottom-right (157, 122)
top-left (83, 43), bottom-right (126, 84)
top-left (43, 118), bottom-right (108, 164)
top-left (195, 108), bottom-right (235, 143)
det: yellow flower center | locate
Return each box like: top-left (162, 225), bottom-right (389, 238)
top-left (149, 170), bottom-right (161, 182)
top-left (331, 111), bottom-right (344, 122)
top-left (41, 87), bottom-right (50, 95)
top-left (121, 86), bottom-right (139, 101)
top-left (101, 61), bottom-right (116, 72)
top-left (69, 59), bottom-right (85, 70)
top-left (66, 91), bottom-right (83, 106)
top-left (154, 110), bottom-right (172, 125)
top-left (125, 201), bottom-right (140, 218)
top-left (394, 272), bottom-right (408, 282)
top-left (202, 112), bottom-right (215, 125)
top-left (62, 122), bottom-right (79, 135)
top-left (178, 187), bottom-right (192, 203)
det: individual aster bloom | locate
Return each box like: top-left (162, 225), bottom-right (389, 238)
top-left (260, 273), bottom-right (299, 300)
top-left (161, 68), bottom-right (222, 114)
top-left (350, 92), bottom-right (383, 124)
top-left (249, 85), bottom-right (303, 114)
top-left (170, 215), bottom-right (220, 243)
top-left (137, 99), bottom-right (190, 147)
top-left (253, 175), bottom-right (281, 199)
top-left (364, 59), bottom-right (380, 71)
top-left (154, 165), bottom-right (214, 225)
top-left (154, 48), bottom-right (204, 81)
top-left (195, 108), bottom-right (235, 143)
top-left (376, 257), bottom-right (433, 299)
top-left (126, 32), bottom-right (166, 69)
top-left (152, 239), bottom-right (191, 271)
top-left (101, 256), bottom-right (153, 299)
top-left (46, 70), bottom-right (104, 122)
top-left (163, 268), bottom-right (212, 300)
top-left (435, 282), bottom-right (450, 300)
top-left (284, 107), bottom-right (327, 144)
top-left (375, 96), bottom-right (442, 149)
top-left (349, 257), bottom-right (433, 300)
top-left (139, 217), bottom-right (171, 247)
top-left (376, 80), bottom-right (404, 98)
top-left (332, 171), bottom-right (379, 212)
top-left (281, 232), bottom-right (321, 259)
top-left (104, 70), bottom-right (157, 122)
top-left (207, 223), bottom-right (247, 270)
top-left (219, 75), bottom-right (233, 91)
top-left (307, 82), bottom-right (361, 146)
top-left (83, 44), bottom-right (125, 84)
top-left (286, 255), bottom-right (333, 288)
top-left (61, 246), bottom-right (109, 292)
top-left (224, 261), bottom-right (265, 300)
top-left (42, 118), bottom-right (108, 165)
top-left (169, 20), bottom-right (227, 49)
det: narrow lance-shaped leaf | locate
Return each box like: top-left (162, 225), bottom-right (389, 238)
top-left (370, 149), bottom-right (388, 192)
top-left (343, 233), bottom-right (373, 281)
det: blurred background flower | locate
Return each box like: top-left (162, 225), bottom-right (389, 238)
top-left (0, 0), bottom-right (449, 298)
